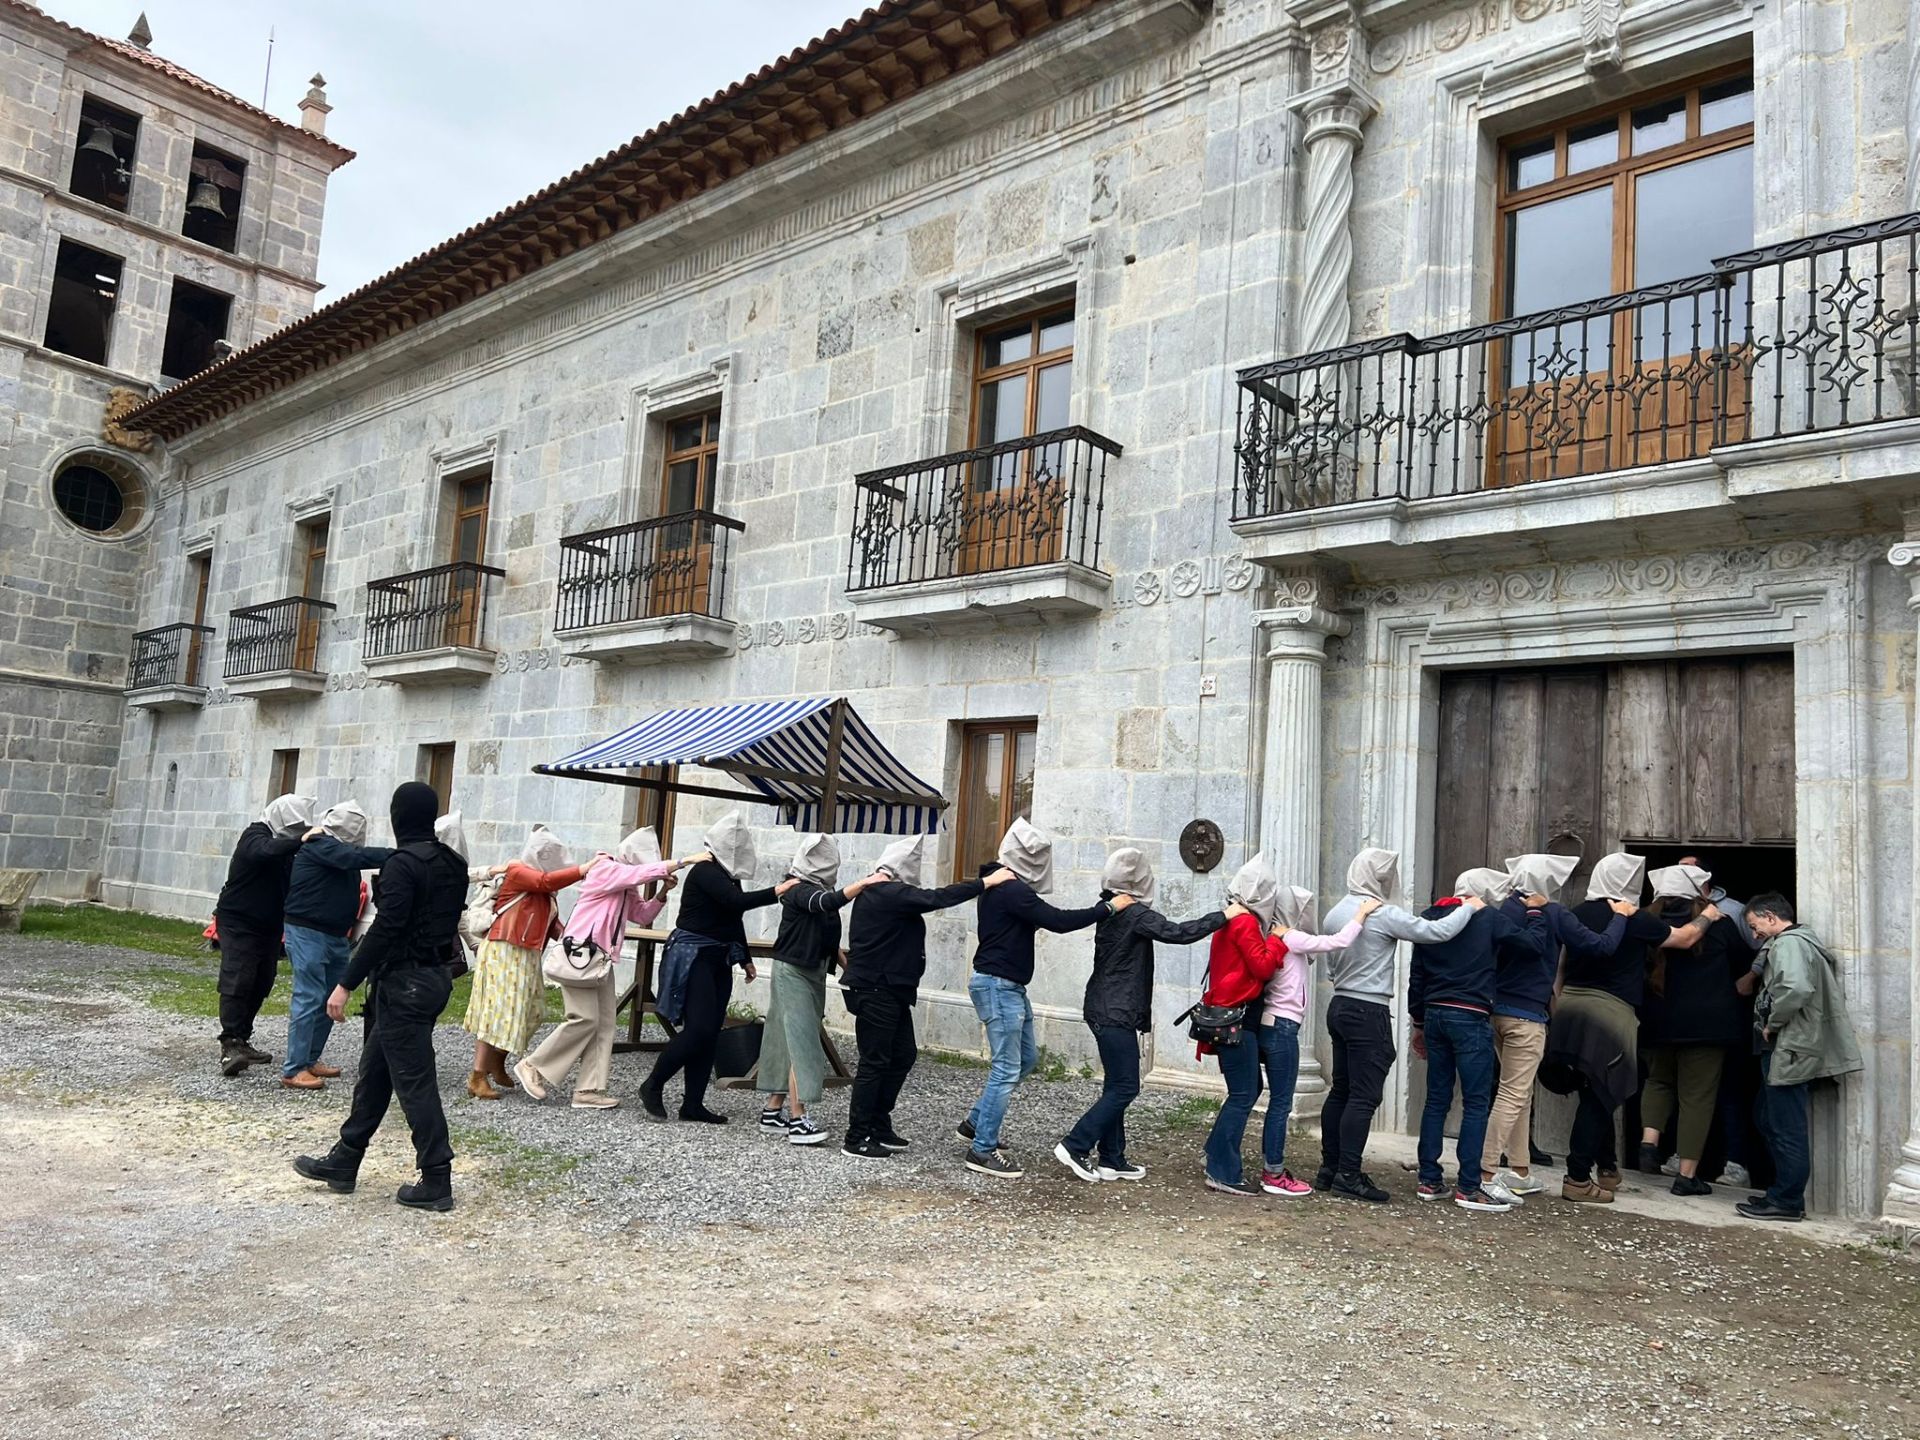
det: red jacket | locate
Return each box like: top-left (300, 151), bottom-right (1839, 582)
top-left (1203, 911), bottom-right (1289, 1008)
top-left (487, 861), bottom-right (586, 949)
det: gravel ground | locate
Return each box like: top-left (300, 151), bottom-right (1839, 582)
top-left (3, 933), bottom-right (1916, 1440)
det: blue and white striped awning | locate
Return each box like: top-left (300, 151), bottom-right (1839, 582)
top-left (539, 697), bottom-right (944, 835)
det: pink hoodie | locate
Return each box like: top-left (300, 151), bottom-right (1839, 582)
top-left (563, 857), bottom-right (674, 955)
top-left (1260, 918), bottom-right (1365, 1025)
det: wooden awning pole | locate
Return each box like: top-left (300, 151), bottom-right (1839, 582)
top-left (820, 698), bottom-right (847, 833)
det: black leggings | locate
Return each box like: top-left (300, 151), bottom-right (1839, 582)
top-left (1566, 1083), bottom-right (1619, 1182)
top-left (647, 951), bottom-right (733, 1114)
top-left (1319, 995), bottom-right (1396, 1175)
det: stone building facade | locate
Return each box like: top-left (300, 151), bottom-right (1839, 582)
top-left (0, 1), bottom-right (349, 896)
top-left (71, 0), bottom-right (1920, 1221)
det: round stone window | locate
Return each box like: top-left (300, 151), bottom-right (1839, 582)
top-left (49, 452), bottom-right (147, 538)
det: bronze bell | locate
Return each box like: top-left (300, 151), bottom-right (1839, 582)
top-left (186, 177), bottom-right (226, 218)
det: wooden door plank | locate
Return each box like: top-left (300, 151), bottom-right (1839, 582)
top-left (1433, 673), bottom-right (1494, 903)
top-left (1680, 659), bottom-right (1744, 842)
top-left (1605, 661), bottom-right (1681, 843)
top-left (1487, 671), bottom-right (1546, 868)
top-left (1539, 670), bottom-right (1606, 900)
top-left (1740, 653), bottom-right (1796, 841)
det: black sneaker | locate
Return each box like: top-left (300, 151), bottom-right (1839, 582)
top-left (955, 1117), bottom-right (976, 1142)
top-left (1097, 1158), bottom-right (1147, 1182)
top-left (758, 1108), bottom-right (791, 1132)
top-left (1638, 1142), bottom-right (1662, 1174)
top-left (875, 1129), bottom-right (912, 1152)
top-left (679, 1106), bottom-right (728, 1125)
top-left (965, 1148), bottom-right (1023, 1179)
top-left (1736, 1197), bottom-right (1803, 1222)
top-left (1528, 1142), bottom-right (1554, 1167)
top-left (220, 1042), bottom-right (250, 1078)
top-left (638, 1081), bottom-right (667, 1119)
top-left (1053, 1142), bottom-right (1101, 1183)
top-left (1331, 1170), bottom-right (1390, 1204)
top-left (1670, 1174), bottom-right (1714, 1197)
top-left (1310, 1166), bottom-right (1336, 1192)
top-left (291, 1145), bottom-right (361, 1194)
top-left (841, 1136), bottom-right (890, 1159)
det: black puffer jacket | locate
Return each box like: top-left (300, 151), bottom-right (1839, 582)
top-left (1642, 910), bottom-right (1753, 1047)
top-left (213, 822), bottom-right (303, 932)
top-left (1083, 895), bottom-right (1226, 1032)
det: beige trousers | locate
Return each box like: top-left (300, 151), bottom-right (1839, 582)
top-left (1486, 1014), bottom-right (1548, 1175)
top-left (523, 972), bottom-right (616, 1097)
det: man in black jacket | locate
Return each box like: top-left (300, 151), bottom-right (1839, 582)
top-left (838, 834), bottom-right (1010, 1159)
top-left (212, 793), bottom-right (315, 1076)
top-left (292, 782), bottom-right (469, 1212)
top-left (962, 819), bottom-right (1110, 1179)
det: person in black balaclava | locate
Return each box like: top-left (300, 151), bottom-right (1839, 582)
top-left (292, 782), bottom-right (469, 1212)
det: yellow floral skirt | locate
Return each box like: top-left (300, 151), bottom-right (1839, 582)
top-left (464, 938), bottom-right (546, 1053)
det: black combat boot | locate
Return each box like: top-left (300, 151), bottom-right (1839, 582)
top-left (238, 1041), bottom-right (273, 1064)
top-left (292, 1142), bottom-right (364, 1194)
top-left (220, 1040), bottom-right (251, 1078)
top-left (396, 1166), bottom-right (453, 1212)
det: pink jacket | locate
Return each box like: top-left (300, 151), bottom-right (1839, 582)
top-left (1260, 918), bottom-right (1365, 1025)
top-left (562, 857), bottom-right (674, 955)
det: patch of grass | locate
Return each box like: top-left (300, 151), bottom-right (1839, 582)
top-left (921, 1045), bottom-right (991, 1070)
top-left (1032, 1046), bottom-right (1072, 1083)
top-left (119, 959), bottom-right (287, 1020)
top-left (449, 1124), bottom-right (580, 1189)
top-left (23, 904), bottom-right (210, 960)
top-left (1156, 1094), bottom-right (1220, 1133)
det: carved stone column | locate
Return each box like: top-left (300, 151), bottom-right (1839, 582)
top-left (1909, 1), bottom-right (1920, 210)
top-left (1291, 81), bottom-right (1377, 356)
top-left (1884, 537), bottom-right (1920, 1225)
top-left (1256, 571), bottom-right (1350, 1100)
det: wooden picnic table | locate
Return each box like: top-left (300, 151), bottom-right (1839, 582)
top-left (611, 925), bottom-right (852, 1088)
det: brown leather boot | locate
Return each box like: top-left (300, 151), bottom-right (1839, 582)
top-left (281, 1069), bottom-right (325, 1091)
top-left (308, 1062), bottom-right (343, 1079)
top-left (1594, 1168), bottom-right (1625, 1192)
top-left (487, 1056), bottom-right (517, 1090)
top-left (1561, 1178), bottom-right (1615, 1204)
top-left (467, 1070), bottom-right (501, 1101)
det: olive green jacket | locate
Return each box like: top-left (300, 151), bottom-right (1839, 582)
top-left (1757, 926), bottom-right (1864, 1087)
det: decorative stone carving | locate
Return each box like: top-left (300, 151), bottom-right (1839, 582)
top-left (1579, 0), bottom-right (1623, 71)
top-left (1885, 534), bottom-right (1920, 1224)
top-left (1133, 571), bottom-right (1163, 606)
top-left (1170, 560), bottom-right (1203, 597)
top-left (1223, 555), bottom-right (1257, 591)
top-left (101, 388), bottom-right (154, 453)
top-left (1290, 77), bottom-right (1378, 357)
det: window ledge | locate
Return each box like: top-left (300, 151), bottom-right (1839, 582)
top-left (224, 668), bottom-right (326, 699)
top-left (555, 613), bottom-right (736, 665)
top-left (125, 683), bottom-right (208, 712)
top-left (365, 646), bottom-right (496, 686)
top-left (848, 562), bottom-right (1111, 635)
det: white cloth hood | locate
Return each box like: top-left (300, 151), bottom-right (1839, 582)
top-left (319, 800), bottom-right (369, 847)
top-left (788, 833), bottom-right (840, 887)
top-left (617, 826), bottom-right (662, 867)
top-left (1455, 867), bottom-right (1513, 905)
top-left (521, 824), bottom-right (570, 872)
top-left (1276, 886), bottom-right (1316, 931)
top-left (1227, 852), bottom-right (1280, 928)
top-left (997, 817), bottom-right (1054, 893)
top-left (1346, 848), bottom-right (1401, 903)
top-left (261, 793), bottom-right (315, 836)
top-left (1505, 853), bottom-right (1579, 899)
top-left (703, 811), bottom-right (757, 882)
top-left (1585, 852), bottom-right (1648, 903)
top-left (434, 811), bottom-right (468, 859)
top-left (1649, 862), bottom-right (1712, 901)
top-left (875, 834), bottom-right (926, 887)
top-left (1101, 847), bottom-right (1155, 902)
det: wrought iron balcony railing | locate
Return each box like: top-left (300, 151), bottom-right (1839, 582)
top-left (554, 509), bottom-right (744, 632)
top-left (223, 596), bottom-right (337, 680)
top-left (1233, 211), bottom-right (1920, 519)
top-left (846, 425), bottom-right (1119, 592)
top-left (128, 623), bottom-right (214, 690)
top-left (364, 561), bottom-right (507, 659)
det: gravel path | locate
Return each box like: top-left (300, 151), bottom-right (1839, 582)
top-left (3, 934), bottom-right (1916, 1440)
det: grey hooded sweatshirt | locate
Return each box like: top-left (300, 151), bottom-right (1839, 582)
top-left (1321, 848), bottom-right (1475, 1006)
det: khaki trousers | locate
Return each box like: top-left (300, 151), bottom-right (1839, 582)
top-left (523, 971), bottom-right (616, 1098)
top-left (1486, 1015), bottom-right (1548, 1175)
top-left (1640, 1043), bottom-right (1725, 1162)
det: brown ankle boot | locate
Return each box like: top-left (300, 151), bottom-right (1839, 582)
top-left (467, 1069), bottom-right (501, 1101)
top-left (488, 1057), bottom-right (517, 1090)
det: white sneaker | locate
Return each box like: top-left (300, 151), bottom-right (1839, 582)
top-left (1661, 1155), bottom-right (1681, 1178)
top-left (786, 1115), bottom-right (828, 1146)
top-left (1098, 1160), bottom-right (1147, 1182)
top-left (1719, 1161), bottom-right (1752, 1187)
top-left (1480, 1175), bottom-right (1525, 1208)
top-left (1500, 1169), bottom-right (1546, 1196)
top-left (1053, 1142), bottom-right (1103, 1183)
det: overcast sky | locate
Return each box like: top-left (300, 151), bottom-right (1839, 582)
top-left (53, 0), bottom-right (860, 298)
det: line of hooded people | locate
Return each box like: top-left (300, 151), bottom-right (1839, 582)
top-left (213, 784), bottom-right (1858, 1217)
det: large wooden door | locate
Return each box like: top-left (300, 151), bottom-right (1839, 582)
top-left (295, 520), bottom-right (328, 671)
top-left (446, 471), bottom-right (491, 647)
top-left (962, 308), bottom-right (1072, 574)
top-left (652, 409), bottom-right (719, 616)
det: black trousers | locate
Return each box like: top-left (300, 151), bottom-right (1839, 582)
top-left (1566, 1082), bottom-right (1619, 1182)
top-left (647, 950), bottom-right (733, 1114)
top-left (845, 985), bottom-right (916, 1142)
top-left (215, 918), bottom-right (281, 1044)
top-left (1319, 995), bottom-right (1397, 1175)
top-left (339, 964), bottom-right (455, 1173)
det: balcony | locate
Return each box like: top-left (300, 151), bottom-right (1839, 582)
top-left (553, 509), bottom-right (743, 663)
top-left (845, 426), bottom-right (1118, 633)
top-left (1232, 212), bottom-right (1920, 567)
top-left (222, 596), bottom-right (335, 699)
top-left (362, 562), bottom-right (507, 685)
top-left (125, 623), bottom-right (214, 711)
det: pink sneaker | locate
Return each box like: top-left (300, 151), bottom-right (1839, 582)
top-left (1260, 1169), bottom-right (1312, 1197)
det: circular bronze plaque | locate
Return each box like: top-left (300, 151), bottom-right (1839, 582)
top-left (1179, 819), bottom-right (1224, 874)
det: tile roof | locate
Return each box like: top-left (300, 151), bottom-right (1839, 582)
top-left (120, 0), bottom-right (1120, 440)
top-left (6, 0), bottom-right (354, 162)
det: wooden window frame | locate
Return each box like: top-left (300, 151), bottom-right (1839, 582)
top-left (299, 518), bottom-right (330, 599)
top-left (952, 719), bottom-right (1038, 882)
top-left (419, 743), bottom-right (456, 817)
top-left (968, 306), bottom-right (1075, 447)
top-left (449, 469), bottom-right (492, 566)
top-left (659, 406), bottom-right (721, 514)
top-left (186, 551), bottom-right (212, 686)
top-left (267, 748), bottom-right (300, 802)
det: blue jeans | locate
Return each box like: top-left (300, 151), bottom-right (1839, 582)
top-left (1257, 1018), bottom-right (1302, 1172)
top-left (1204, 1032), bottom-right (1262, 1186)
top-left (1062, 1025), bottom-right (1141, 1165)
top-left (966, 973), bottom-right (1036, 1153)
top-left (1416, 1006), bottom-right (1498, 1189)
top-left (1756, 1050), bottom-right (1811, 1212)
top-left (283, 923), bottom-right (350, 1078)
